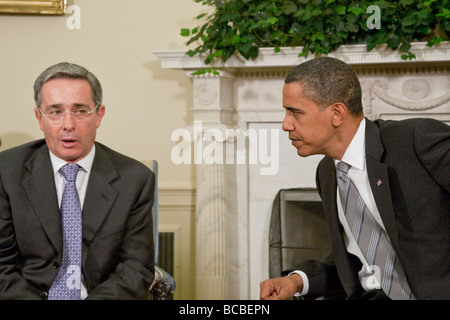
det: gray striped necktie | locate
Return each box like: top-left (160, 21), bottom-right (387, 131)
top-left (336, 161), bottom-right (414, 300)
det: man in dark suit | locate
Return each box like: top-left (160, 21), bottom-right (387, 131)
top-left (0, 62), bottom-right (155, 299)
top-left (260, 57), bottom-right (450, 300)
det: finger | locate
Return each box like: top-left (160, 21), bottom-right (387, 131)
top-left (260, 281), bottom-right (277, 300)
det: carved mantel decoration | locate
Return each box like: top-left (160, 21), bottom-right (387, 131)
top-left (155, 42), bottom-right (450, 299)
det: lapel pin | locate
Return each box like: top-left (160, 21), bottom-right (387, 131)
top-left (377, 179), bottom-right (382, 187)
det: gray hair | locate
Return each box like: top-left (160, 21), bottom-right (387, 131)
top-left (34, 62), bottom-right (102, 108)
top-left (285, 57), bottom-right (363, 116)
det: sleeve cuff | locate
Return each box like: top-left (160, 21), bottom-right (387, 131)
top-left (288, 270), bottom-right (309, 296)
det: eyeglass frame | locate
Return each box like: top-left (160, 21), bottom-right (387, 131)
top-left (38, 105), bottom-right (101, 123)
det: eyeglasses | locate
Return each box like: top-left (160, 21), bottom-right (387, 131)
top-left (38, 105), bottom-right (100, 123)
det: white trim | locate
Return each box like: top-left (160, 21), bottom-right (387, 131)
top-left (154, 42), bottom-right (450, 70)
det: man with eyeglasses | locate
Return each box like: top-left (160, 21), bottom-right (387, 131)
top-left (0, 62), bottom-right (155, 299)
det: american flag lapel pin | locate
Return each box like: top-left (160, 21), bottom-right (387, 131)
top-left (377, 179), bottom-right (382, 187)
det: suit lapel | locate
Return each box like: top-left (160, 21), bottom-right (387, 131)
top-left (22, 144), bottom-right (62, 254)
top-left (82, 143), bottom-right (119, 246)
top-left (319, 157), bottom-right (344, 243)
top-left (364, 120), bottom-right (400, 250)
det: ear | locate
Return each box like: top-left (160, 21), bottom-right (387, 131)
top-left (330, 103), bottom-right (348, 127)
top-left (34, 107), bottom-right (45, 131)
top-left (96, 105), bottom-right (106, 128)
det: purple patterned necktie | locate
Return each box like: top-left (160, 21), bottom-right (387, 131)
top-left (49, 164), bottom-right (82, 300)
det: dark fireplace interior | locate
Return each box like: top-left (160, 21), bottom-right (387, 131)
top-left (269, 188), bottom-right (332, 278)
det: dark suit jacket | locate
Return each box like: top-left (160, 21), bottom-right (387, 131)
top-left (289, 118), bottom-right (450, 300)
top-left (0, 139), bottom-right (155, 300)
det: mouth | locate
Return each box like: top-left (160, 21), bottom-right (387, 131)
top-left (60, 138), bottom-right (78, 148)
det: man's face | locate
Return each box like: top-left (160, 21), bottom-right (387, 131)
top-left (282, 82), bottom-right (335, 157)
top-left (35, 78), bottom-right (105, 163)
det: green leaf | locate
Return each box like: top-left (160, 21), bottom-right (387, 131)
top-left (401, 52), bottom-right (416, 60)
top-left (289, 22), bottom-right (302, 34)
top-left (399, 41), bottom-right (411, 53)
top-left (191, 68), bottom-right (207, 76)
top-left (267, 17), bottom-right (278, 25)
top-left (232, 35), bottom-right (240, 44)
top-left (427, 36), bottom-right (443, 46)
top-left (284, 4), bottom-right (297, 15)
top-left (311, 32), bottom-right (325, 42)
top-left (311, 9), bottom-right (322, 16)
top-left (436, 7), bottom-right (450, 18)
top-left (336, 5), bottom-right (346, 15)
top-left (270, 30), bottom-right (284, 41)
top-left (386, 35), bottom-right (401, 49)
top-left (423, 0), bottom-right (438, 6)
top-left (402, 14), bottom-right (417, 27)
top-left (417, 9), bottom-right (429, 20)
top-left (301, 11), bottom-right (312, 21)
top-left (238, 43), bottom-right (251, 54)
top-left (399, 0), bottom-right (414, 6)
top-left (186, 49), bottom-right (198, 57)
top-left (180, 28), bottom-right (190, 37)
top-left (348, 5), bottom-right (364, 16)
top-left (196, 13), bottom-right (207, 20)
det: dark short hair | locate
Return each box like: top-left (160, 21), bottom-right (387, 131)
top-left (285, 57), bottom-right (363, 116)
top-left (34, 62), bottom-right (102, 108)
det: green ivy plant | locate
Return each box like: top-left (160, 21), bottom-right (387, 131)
top-left (181, 0), bottom-right (449, 74)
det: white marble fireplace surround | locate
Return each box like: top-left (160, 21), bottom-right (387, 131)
top-left (155, 42), bottom-right (450, 300)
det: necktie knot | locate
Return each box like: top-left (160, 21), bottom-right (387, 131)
top-left (60, 164), bottom-right (81, 182)
top-left (336, 161), bottom-right (351, 189)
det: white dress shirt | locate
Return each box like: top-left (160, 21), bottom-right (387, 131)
top-left (49, 145), bottom-right (95, 300)
top-left (293, 119), bottom-right (388, 296)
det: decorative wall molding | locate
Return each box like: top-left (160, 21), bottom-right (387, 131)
top-left (370, 79), bottom-right (450, 111)
top-left (159, 188), bottom-right (196, 212)
top-left (154, 42), bottom-right (450, 70)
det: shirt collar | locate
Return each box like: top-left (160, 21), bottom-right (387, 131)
top-left (335, 118), bottom-right (366, 170)
top-left (49, 144), bottom-right (96, 175)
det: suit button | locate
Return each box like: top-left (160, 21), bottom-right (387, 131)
top-left (40, 291), bottom-right (48, 300)
top-left (53, 261), bottom-right (60, 269)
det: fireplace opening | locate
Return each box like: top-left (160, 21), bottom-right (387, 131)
top-left (269, 188), bottom-right (332, 278)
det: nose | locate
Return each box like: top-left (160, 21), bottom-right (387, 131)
top-left (282, 113), bottom-right (293, 132)
top-left (61, 112), bottom-right (76, 130)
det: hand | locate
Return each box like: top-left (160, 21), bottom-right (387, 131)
top-left (260, 274), bottom-right (303, 300)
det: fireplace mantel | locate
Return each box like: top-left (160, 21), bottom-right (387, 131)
top-left (155, 42), bottom-right (450, 300)
top-left (155, 42), bottom-right (450, 69)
